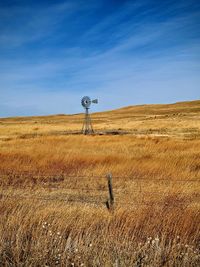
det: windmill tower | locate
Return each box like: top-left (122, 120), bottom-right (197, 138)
top-left (81, 96), bottom-right (98, 135)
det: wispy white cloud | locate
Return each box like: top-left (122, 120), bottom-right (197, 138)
top-left (0, 2), bottom-right (77, 47)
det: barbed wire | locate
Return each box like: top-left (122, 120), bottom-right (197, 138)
top-left (1, 186), bottom-right (198, 197)
top-left (0, 171), bottom-right (199, 182)
top-left (1, 193), bottom-right (195, 207)
top-left (0, 194), bottom-right (102, 204)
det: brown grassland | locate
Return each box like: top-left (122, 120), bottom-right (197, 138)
top-left (0, 100), bottom-right (200, 266)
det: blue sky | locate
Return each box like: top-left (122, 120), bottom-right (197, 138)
top-left (0, 0), bottom-right (200, 117)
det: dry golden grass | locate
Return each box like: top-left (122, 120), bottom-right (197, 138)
top-left (0, 100), bottom-right (200, 266)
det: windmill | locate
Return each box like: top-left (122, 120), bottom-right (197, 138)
top-left (81, 96), bottom-right (98, 135)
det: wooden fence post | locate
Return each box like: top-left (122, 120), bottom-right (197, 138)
top-left (106, 173), bottom-right (114, 210)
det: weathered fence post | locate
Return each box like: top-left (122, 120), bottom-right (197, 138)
top-left (106, 173), bottom-right (114, 210)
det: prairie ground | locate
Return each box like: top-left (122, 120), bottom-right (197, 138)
top-left (0, 100), bottom-right (200, 266)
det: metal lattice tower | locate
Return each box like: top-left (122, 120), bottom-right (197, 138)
top-left (81, 96), bottom-right (98, 135)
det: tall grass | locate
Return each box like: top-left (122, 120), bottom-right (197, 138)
top-left (0, 199), bottom-right (199, 266)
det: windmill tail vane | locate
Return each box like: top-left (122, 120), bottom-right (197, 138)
top-left (92, 99), bottom-right (98, 104)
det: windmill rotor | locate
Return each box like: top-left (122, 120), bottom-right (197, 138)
top-left (81, 96), bottom-right (91, 108)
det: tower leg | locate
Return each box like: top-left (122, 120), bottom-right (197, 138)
top-left (82, 108), bottom-right (94, 135)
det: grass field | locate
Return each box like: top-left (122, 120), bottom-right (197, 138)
top-left (0, 100), bottom-right (200, 266)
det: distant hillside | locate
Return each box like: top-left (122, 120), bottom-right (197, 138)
top-left (99, 100), bottom-right (200, 116)
top-left (1, 100), bottom-right (199, 121)
top-left (0, 100), bottom-right (199, 139)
